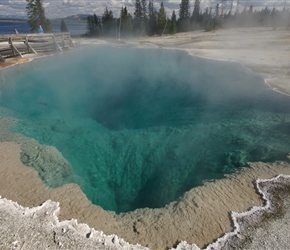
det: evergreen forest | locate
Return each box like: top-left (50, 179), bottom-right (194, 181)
top-left (86, 0), bottom-right (290, 37)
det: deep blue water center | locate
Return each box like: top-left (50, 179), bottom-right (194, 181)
top-left (1, 46), bottom-right (290, 213)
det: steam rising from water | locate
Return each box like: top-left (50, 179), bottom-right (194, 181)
top-left (1, 46), bottom-right (290, 213)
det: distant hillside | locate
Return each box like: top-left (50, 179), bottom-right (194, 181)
top-left (53, 14), bottom-right (88, 22)
top-left (0, 16), bottom-right (27, 21)
top-left (0, 14), bottom-right (89, 22)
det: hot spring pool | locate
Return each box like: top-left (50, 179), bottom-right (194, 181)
top-left (1, 46), bottom-right (290, 213)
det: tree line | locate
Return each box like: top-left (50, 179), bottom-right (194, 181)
top-left (25, 0), bottom-right (290, 36)
top-left (86, 0), bottom-right (290, 37)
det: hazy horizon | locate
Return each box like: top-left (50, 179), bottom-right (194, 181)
top-left (0, 0), bottom-right (288, 20)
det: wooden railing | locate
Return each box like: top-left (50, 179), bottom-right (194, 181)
top-left (0, 32), bottom-right (75, 62)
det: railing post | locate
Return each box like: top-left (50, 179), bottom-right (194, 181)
top-left (61, 33), bottom-right (66, 49)
top-left (68, 33), bottom-right (75, 47)
top-left (0, 55), bottom-right (5, 62)
top-left (53, 34), bottom-right (62, 52)
top-left (8, 37), bottom-right (15, 56)
top-left (8, 36), bottom-right (23, 58)
top-left (25, 36), bottom-right (37, 54)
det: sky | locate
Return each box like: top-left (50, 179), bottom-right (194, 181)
top-left (0, 0), bottom-right (287, 19)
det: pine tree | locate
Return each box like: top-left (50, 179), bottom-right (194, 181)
top-left (148, 0), bottom-right (154, 17)
top-left (26, 0), bottom-right (51, 33)
top-left (87, 15), bottom-right (94, 35)
top-left (134, 0), bottom-right (148, 35)
top-left (102, 7), bottom-right (114, 36)
top-left (60, 19), bottom-right (68, 32)
top-left (202, 7), bottom-right (211, 29)
top-left (134, 0), bottom-right (143, 19)
top-left (191, 0), bottom-right (201, 24)
top-left (178, 0), bottom-right (190, 31)
top-left (157, 2), bottom-right (167, 35)
top-left (148, 0), bottom-right (157, 35)
top-left (215, 3), bottom-right (220, 18)
top-left (170, 10), bottom-right (177, 34)
top-left (141, 0), bottom-right (148, 18)
top-left (179, 0), bottom-right (190, 20)
top-left (93, 14), bottom-right (100, 35)
top-left (86, 14), bottom-right (100, 36)
top-left (121, 7), bottom-right (133, 35)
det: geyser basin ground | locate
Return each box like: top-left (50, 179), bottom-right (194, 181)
top-left (1, 46), bottom-right (290, 213)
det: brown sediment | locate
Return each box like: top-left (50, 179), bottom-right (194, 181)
top-left (0, 52), bottom-right (57, 70)
top-left (0, 58), bottom-right (30, 68)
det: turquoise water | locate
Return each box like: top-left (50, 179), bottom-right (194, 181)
top-left (1, 46), bottom-right (290, 213)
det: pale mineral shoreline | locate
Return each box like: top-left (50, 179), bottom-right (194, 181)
top-left (0, 27), bottom-right (290, 249)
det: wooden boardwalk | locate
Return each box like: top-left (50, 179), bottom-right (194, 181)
top-left (0, 32), bottom-right (74, 62)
